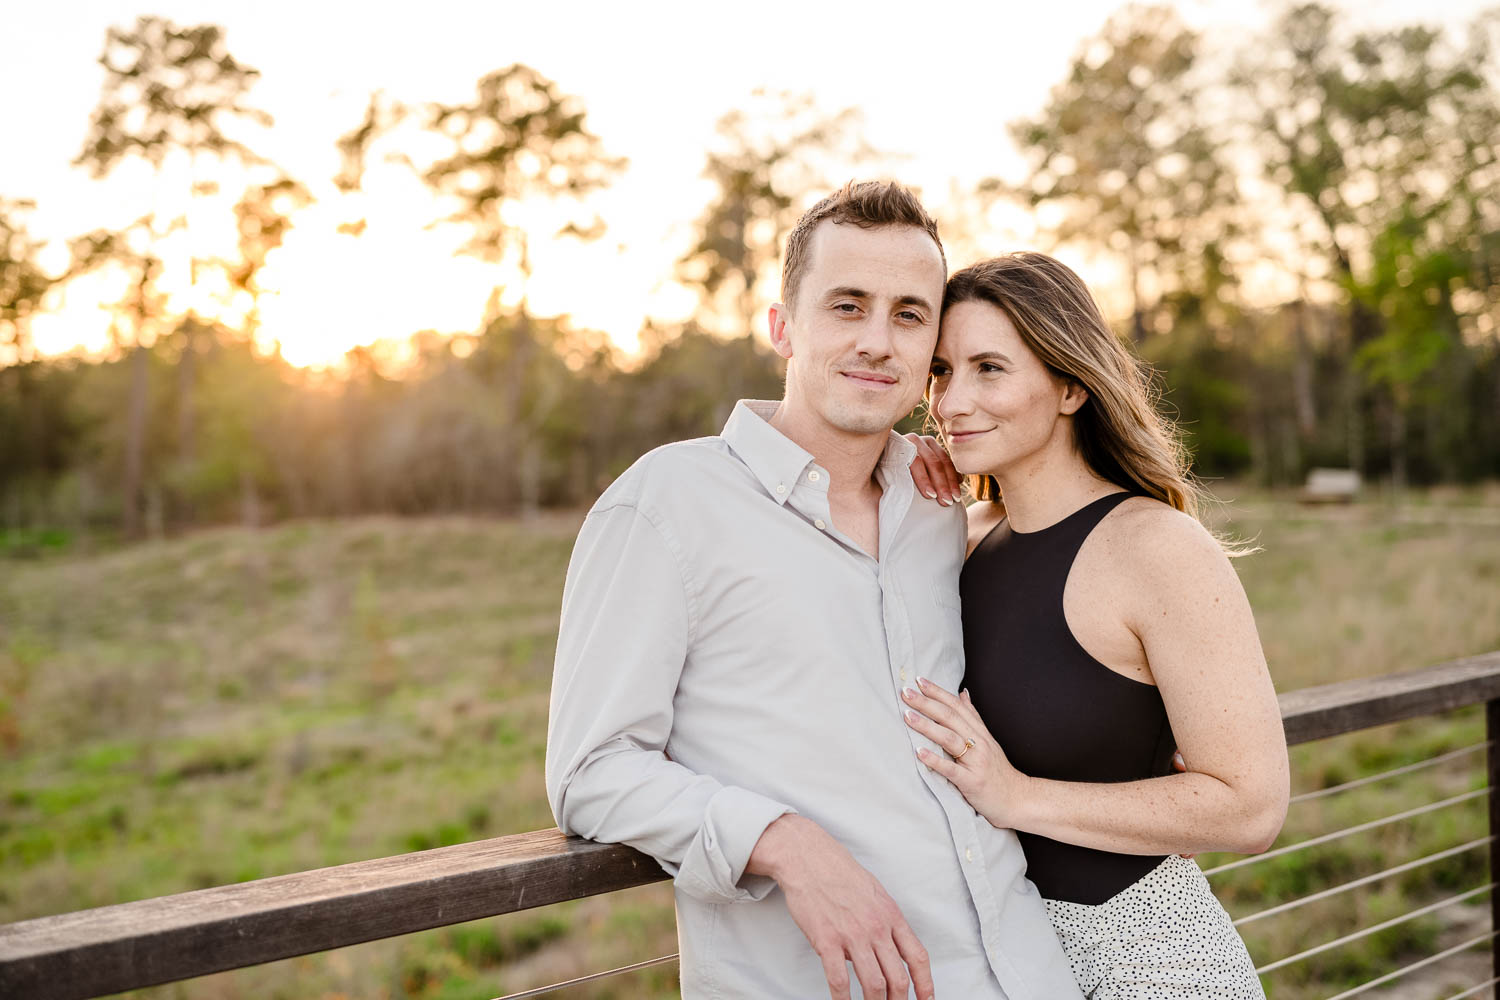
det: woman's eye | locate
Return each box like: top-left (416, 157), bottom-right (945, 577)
top-left (979, 363), bottom-right (1003, 374)
top-left (929, 366), bottom-right (950, 379)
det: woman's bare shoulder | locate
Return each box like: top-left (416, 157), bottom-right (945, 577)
top-left (1101, 496), bottom-right (1244, 615)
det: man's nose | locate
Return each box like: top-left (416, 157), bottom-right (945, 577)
top-left (853, 315), bottom-right (897, 359)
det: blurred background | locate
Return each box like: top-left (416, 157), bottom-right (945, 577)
top-left (3, 1), bottom-right (1499, 997)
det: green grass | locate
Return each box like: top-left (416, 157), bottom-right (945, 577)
top-left (2, 490), bottom-right (1499, 998)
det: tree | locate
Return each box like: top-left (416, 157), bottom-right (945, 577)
top-left (68, 226), bottom-right (166, 537)
top-left (677, 91), bottom-right (869, 340)
top-left (417, 64), bottom-right (624, 512)
top-left (228, 174), bottom-right (313, 340)
top-left (0, 199), bottom-right (55, 367)
top-left (1234, 3), bottom-right (1500, 480)
top-left (73, 16), bottom-right (273, 535)
top-left (1007, 5), bottom-right (1243, 345)
top-left (0, 200), bottom-right (73, 534)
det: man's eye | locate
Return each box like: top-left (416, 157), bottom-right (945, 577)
top-left (898, 310), bottom-right (922, 323)
top-left (835, 302), bottom-right (859, 313)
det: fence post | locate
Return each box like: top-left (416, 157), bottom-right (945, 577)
top-left (1487, 698), bottom-right (1500, 986)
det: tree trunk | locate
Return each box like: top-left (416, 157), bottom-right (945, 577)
top-left (1128, 240), bottom-right (1147, 345)
top-left (1388, 394), bottom-right (1407, 497)
top-left (240, 461), bottom-right (261, 529)
top-left (500, 305), bottom-right (536, 512)
top-left (1291, 299), bottom-right (1317, 439)
top-left (176, 328), bottom-right (197, 527)
top-left (123, 345), bottom-right (150, 539)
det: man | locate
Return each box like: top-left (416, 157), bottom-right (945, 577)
top-left (546, 181), bottom-right (1081, 999)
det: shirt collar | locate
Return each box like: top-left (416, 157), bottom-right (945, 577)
top-left (722, 400), bottom-right (918, 505)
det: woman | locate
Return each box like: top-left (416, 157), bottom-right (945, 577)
top-left (903, 252), bottom-right (1288, 999)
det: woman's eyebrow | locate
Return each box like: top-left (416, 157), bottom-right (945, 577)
top-left (969, 350), bottom-right (1012, 364)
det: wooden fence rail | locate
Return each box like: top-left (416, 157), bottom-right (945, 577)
top-left (5, 650), bottom-right (1500, 1000)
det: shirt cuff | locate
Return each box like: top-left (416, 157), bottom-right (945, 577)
top-left (673, 785), bottom-right (797, 903)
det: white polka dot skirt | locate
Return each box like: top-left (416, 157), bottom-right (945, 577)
top-left (1042, 854), bottom-right (1264, 999)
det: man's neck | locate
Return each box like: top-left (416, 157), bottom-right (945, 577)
top-left (766, 400), bottom-right (888, 497)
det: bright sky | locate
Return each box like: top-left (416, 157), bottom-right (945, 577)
top-left (4, 0), bottom-right (1490, 367)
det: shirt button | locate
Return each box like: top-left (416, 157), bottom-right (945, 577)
top-left (808, 470), bottom-right (821, 482)
top-left (899, 668), bottom-right (909, 682)
top-left (814, 519), bottom-right (827, 530)
top-left (965, 848), bottom-right (974, 863)
top-left (775, 484), bottom-right (786, 495)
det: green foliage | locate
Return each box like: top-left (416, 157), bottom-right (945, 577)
top-left (420, 64), bottom-right (624, 268)
top-left (677, 91), bottom-right (868, 338)
top-left (0, 198), bottom-right (55, 365)
top-left (1008, 6), bottom-right (1242, 343)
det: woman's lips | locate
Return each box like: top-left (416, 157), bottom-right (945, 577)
top-left (946, 428), bottom-right (993, 443)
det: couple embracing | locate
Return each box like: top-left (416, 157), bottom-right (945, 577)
top-left (545, 181), bottom-right (1289, 999)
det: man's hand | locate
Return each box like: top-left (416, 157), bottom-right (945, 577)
top-left (747, 815), bottom-right (935, 1000)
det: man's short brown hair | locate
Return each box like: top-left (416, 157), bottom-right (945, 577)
top-left (780, 180), bottom-right (946, 311)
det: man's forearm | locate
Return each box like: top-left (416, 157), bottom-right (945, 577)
top-left (551, 738), bottom-right (794, 902)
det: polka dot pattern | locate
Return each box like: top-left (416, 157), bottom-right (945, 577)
top-left (1043, 854), bottom-right (1264, 999)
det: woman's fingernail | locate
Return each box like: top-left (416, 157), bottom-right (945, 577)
top-left (904, 709), bottom-right (920, 723)
top-left (916, 676), bottom-right (930, 688)
top-left (924, 491), bottom-right (937, 500)
top-left (902, 687), bottom-right (918, 700)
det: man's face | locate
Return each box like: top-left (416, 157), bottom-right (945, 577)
top-left (773, 222), bottom-right (946, 437)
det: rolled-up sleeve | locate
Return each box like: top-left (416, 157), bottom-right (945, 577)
top-left (545, 502), bottom-right (794, 903)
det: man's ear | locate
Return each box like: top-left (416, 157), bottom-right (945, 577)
top-left (1060, 379), bottom-right (1089, 416)
top-left (767, 302), bottom-right (794, 360)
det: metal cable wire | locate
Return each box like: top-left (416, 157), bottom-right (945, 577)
top-left (1319, 929), bottom-right (1496, 1000)
top-left (1256, 883), bottom-right (1495, 975)
top-left (1290, 742), bottom-right (1493, 805)
top-left (1205, 788), bottom-right (1488, 877)
top-left (492, 954), bottom-right (679, 1000)
top-left (1234, 837), bottom-right (1491, 927)
top-left (1438, 974), bottom-right (1500, 1000)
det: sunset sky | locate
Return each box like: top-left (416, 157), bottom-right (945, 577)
top-left (4, 0), bottom-right (1491, 367)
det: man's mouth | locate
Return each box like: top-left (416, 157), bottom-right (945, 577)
top-left (841, 371), bottom-right (898, 386)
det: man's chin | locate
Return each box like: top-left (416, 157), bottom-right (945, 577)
top-left (823, 403), bottom-right (904, 437)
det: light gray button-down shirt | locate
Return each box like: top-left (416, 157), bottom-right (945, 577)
top-left (546, 400), bottom-right (1080, 1000)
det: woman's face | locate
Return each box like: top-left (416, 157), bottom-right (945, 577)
top-left (929, 299), bottom-right (1085, 476)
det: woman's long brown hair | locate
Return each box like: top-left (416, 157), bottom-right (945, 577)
top-left (938, 252), bottom-right (1227, 537)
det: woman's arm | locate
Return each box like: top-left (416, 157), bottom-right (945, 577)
top-left (903, 507), bottom-right (1289, 857)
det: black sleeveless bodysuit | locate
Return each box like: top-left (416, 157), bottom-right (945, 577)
top-left (961, 492), bottom-right (1177, 905)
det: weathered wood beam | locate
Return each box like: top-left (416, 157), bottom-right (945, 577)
top-left (0, 829), bottom-right (669, 1000)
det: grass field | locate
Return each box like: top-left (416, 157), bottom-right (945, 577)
top-left (3, 485), bottom-right (1500, 999)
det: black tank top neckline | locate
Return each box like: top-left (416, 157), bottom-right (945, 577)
top-left (961, 488), bottom-right (1177, 905)
top-left (998, 489), bottom-right (1132, 538)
